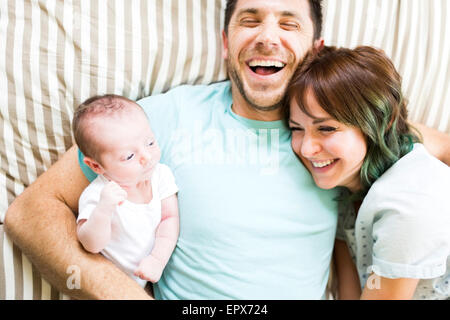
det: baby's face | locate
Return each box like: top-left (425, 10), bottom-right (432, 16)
top-left (94, 106), bottom-right (161, 187)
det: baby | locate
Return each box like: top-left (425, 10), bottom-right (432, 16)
top-left (72, 94), bottom-right (179, 287)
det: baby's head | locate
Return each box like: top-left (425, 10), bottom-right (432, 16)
top-left (72, 94), bottom-right (161, 186)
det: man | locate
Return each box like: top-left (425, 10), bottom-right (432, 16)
top-left (5, 0), bottom-right (450, 300)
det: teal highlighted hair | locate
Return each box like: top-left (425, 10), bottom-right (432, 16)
top-left (286, 46), bottom-right (422, 201)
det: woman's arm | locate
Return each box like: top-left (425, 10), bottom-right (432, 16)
top-left (333, 239), bottom-right (362, 300)
top-left (361, 273), bottom-right (419, 300)
top-left (412, 122), bottom-right (450, 165)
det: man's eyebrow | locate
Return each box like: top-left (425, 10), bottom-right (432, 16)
top-left (236, 9), bottom-right (300, 19)
top-left (280, 10), bottom-right (301, 19)
top-left (236, 8), bottom-right (258, 17)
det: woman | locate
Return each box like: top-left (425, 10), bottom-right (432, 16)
top-left (286, 46), bottom-right (450, 300)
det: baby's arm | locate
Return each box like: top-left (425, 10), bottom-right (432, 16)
top-left (77, 181), bottom-right (127, 253)
top-left (361, 275), bottom-right (419, 300)
top-left (333, 239), bottom-right (362, 300)
top-left (134, 194), bottom-right (179, 283)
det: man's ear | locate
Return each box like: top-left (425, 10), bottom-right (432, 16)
top-left (83, 156), bottom-right (105, 175)
top-left (313, 38), bottom-right (324, 54)
top-left (222, 30), bottom-right (229, 60)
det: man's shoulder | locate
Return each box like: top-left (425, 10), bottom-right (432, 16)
top-left (137, 80), bottom-right (231, 112)
top-left (138, 81), bottom-right (232, 141)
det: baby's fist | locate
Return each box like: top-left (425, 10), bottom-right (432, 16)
top-left (134, 256), bottom-right (165, 283)
top-left (99, 181), bottom-right (127, 207)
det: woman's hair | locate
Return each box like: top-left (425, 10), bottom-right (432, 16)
top-left (286, 46), bottom-right (421, 199)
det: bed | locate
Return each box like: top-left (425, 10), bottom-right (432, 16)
top-left (1, 0), bottom-right (449, 299)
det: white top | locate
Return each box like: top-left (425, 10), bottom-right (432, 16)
top-left (336, 144), bottom-right (450, 299)
top-left (77, 163), bottom-right (178, 287)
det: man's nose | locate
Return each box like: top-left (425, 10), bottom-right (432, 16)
top-left (301, 133), bottom-right (322, 157)
top-left (255, 19), bottom-right (281, 49)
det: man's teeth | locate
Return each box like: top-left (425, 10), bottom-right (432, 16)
top-left (248, 60), bottom-right (285, 68)
top-left (312, 159), bottom-right (336, 168)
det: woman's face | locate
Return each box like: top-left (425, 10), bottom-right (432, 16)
top-left (289, 88), bottom-right (367, 193)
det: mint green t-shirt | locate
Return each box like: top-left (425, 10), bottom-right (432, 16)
top-left (78, 81), bottom-right (338, 299)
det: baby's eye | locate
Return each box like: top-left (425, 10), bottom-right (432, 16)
top-left (289, 126), bottom-right (304, 132)
top-left (126, 154), bottom-right (134, 160)
top-left (148, 141), bottom-right (154, 147)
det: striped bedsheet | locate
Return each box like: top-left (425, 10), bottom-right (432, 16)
top-left (1, 0), bottom-right (449, 299)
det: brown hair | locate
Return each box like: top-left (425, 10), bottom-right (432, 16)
top-left (72, 94), bottom-right (140, 162)
top-left (286, 46), bottom-right (421, 197)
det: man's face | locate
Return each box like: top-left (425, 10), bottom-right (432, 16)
top-left (223, 0), bottom-right (316, 112)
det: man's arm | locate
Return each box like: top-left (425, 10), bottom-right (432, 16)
top-left (4, 145), bottom-right (151, 300)
top-left (413, 122), bottom-right (450, 165)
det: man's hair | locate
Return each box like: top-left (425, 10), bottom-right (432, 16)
top-left (286, 46), bottom-right (421, 199)
top-left (224, 0), bottom-right (323, 40)
top-left (72, 94), bottom-right (139, 162)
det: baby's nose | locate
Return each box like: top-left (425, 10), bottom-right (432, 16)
top-left (140, 153), bottom-right (150, 165)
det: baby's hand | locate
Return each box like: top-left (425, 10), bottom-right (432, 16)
top-left (99, 181), bottom-right (127, 208)
top-left (134, 256), bottom-right (165, 283)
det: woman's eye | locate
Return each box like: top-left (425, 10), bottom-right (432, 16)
top-left (126, 154), bottom-right (134, 160)
top-left (319, 126), bottom-right (336, 132)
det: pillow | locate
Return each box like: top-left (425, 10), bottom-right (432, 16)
top-left (323, 0), bottom-right (450, 133)
top-left (1, 0), bottom-right (449, 300)
top-left (0, 0), bottom-right (227, 224)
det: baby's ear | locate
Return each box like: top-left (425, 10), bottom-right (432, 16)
top-left (83, 157), bottom-right (105, 175)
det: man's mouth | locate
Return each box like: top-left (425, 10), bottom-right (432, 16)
top-left (247, 59), bottom-right (286, 76)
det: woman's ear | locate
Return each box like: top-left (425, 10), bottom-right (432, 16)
top-left (83, 156), bottom-right (105, 175)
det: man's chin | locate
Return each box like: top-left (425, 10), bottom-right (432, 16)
top-left (244, 92), bottom-right (284, 112)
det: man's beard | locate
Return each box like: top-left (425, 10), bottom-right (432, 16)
top-left (227, 59), bottom-right (282, 112)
